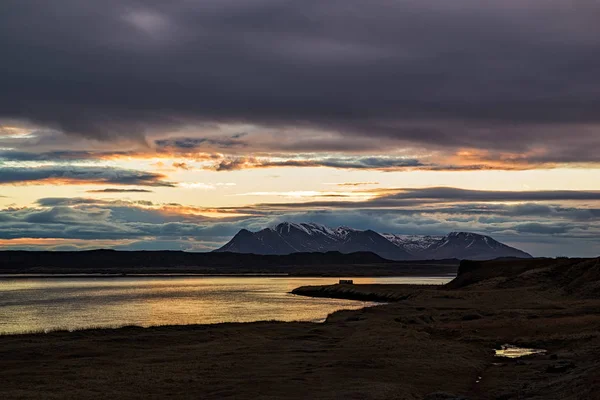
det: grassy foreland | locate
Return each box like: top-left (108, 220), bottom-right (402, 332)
top-left (292, 283), bottom-right (430, 302)
top-left (1, 257), bottom-right (599, 399)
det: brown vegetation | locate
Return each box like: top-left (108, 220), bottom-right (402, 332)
top-left (1, 257), bottom-right (599, 399)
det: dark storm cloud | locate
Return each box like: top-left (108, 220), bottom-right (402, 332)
top-left (1, 0), bottom-right (600, 160)
top-left (155, 135), bottom-right (248, 150)
top-left (0, 166), bottom-right (175, 186)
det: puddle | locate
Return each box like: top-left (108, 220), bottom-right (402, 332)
top-left (495, 344), bottom-right (547, 358)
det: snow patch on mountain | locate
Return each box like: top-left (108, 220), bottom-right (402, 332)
top-left (382, 234), bottom-right (444, 254)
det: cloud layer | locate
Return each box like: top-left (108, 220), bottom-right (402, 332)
top-left (1, 188), bottom-right (599, 256)
top-left (1, 0), bottom-right (600, 164)
top-left (1, 2), bottom-right (599, 255)
top-left (0, 166), bottom-right (174, 186)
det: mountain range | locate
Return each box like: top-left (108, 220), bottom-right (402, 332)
top-left (215, 222), bottom-right (532, 260)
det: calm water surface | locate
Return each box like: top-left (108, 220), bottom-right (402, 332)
top-left (0, 276), bottom-right (452, 335)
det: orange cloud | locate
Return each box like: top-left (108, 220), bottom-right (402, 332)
top-left (172, 162), bottom-right (191, 170)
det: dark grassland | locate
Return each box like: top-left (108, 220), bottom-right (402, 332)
top-left (0, 250), bottom-right (457, 276)
top-left (1, 257), bottom-right (599, 399)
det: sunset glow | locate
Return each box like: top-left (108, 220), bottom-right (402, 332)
top-left (1, 1), bottom-right (599, 257)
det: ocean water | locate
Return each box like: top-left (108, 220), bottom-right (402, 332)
top-left (0, 276), bottom-right (452, 335)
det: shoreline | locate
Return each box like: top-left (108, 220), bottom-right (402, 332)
top-left (291, 283), bottom-right (438, 302)
top-left (1, 257), bottom-right (598, 399)
top-left (0, 272), bottom-right (457, 279)
top-left (1, 277), bottom-right (421, 337)
top-left (0, 273), bottom-right (291, 279)
top-left (0, 295), bottom-right (383, 337)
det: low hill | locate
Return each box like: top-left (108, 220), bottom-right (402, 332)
top-left (0, 250), bottom-right (459, 276)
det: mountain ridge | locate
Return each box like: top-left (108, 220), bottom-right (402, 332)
top-left (215, 222), bottom-right (533, 260)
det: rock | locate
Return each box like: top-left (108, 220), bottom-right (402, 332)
top-left (546, 361), bottom-right (575, 373)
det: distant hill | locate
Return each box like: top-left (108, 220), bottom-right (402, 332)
top-left (0, 250), bottom-right (459, 276)
top-left (215, 222), bottom-right (532, 260)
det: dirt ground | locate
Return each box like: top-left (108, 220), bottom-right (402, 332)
top-left (1, 258), bottom-right (599, 399)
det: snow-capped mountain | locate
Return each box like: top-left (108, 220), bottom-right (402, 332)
top-left (214, 222), bottom-right (532, 260)
top-left (381, 234), bottom-right (444, 254)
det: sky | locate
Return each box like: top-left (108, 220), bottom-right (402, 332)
top-left (1, 0), bottom-right (599, 256)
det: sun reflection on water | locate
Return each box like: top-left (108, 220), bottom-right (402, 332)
top-left (0, 276), bottom-right (451, 335)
